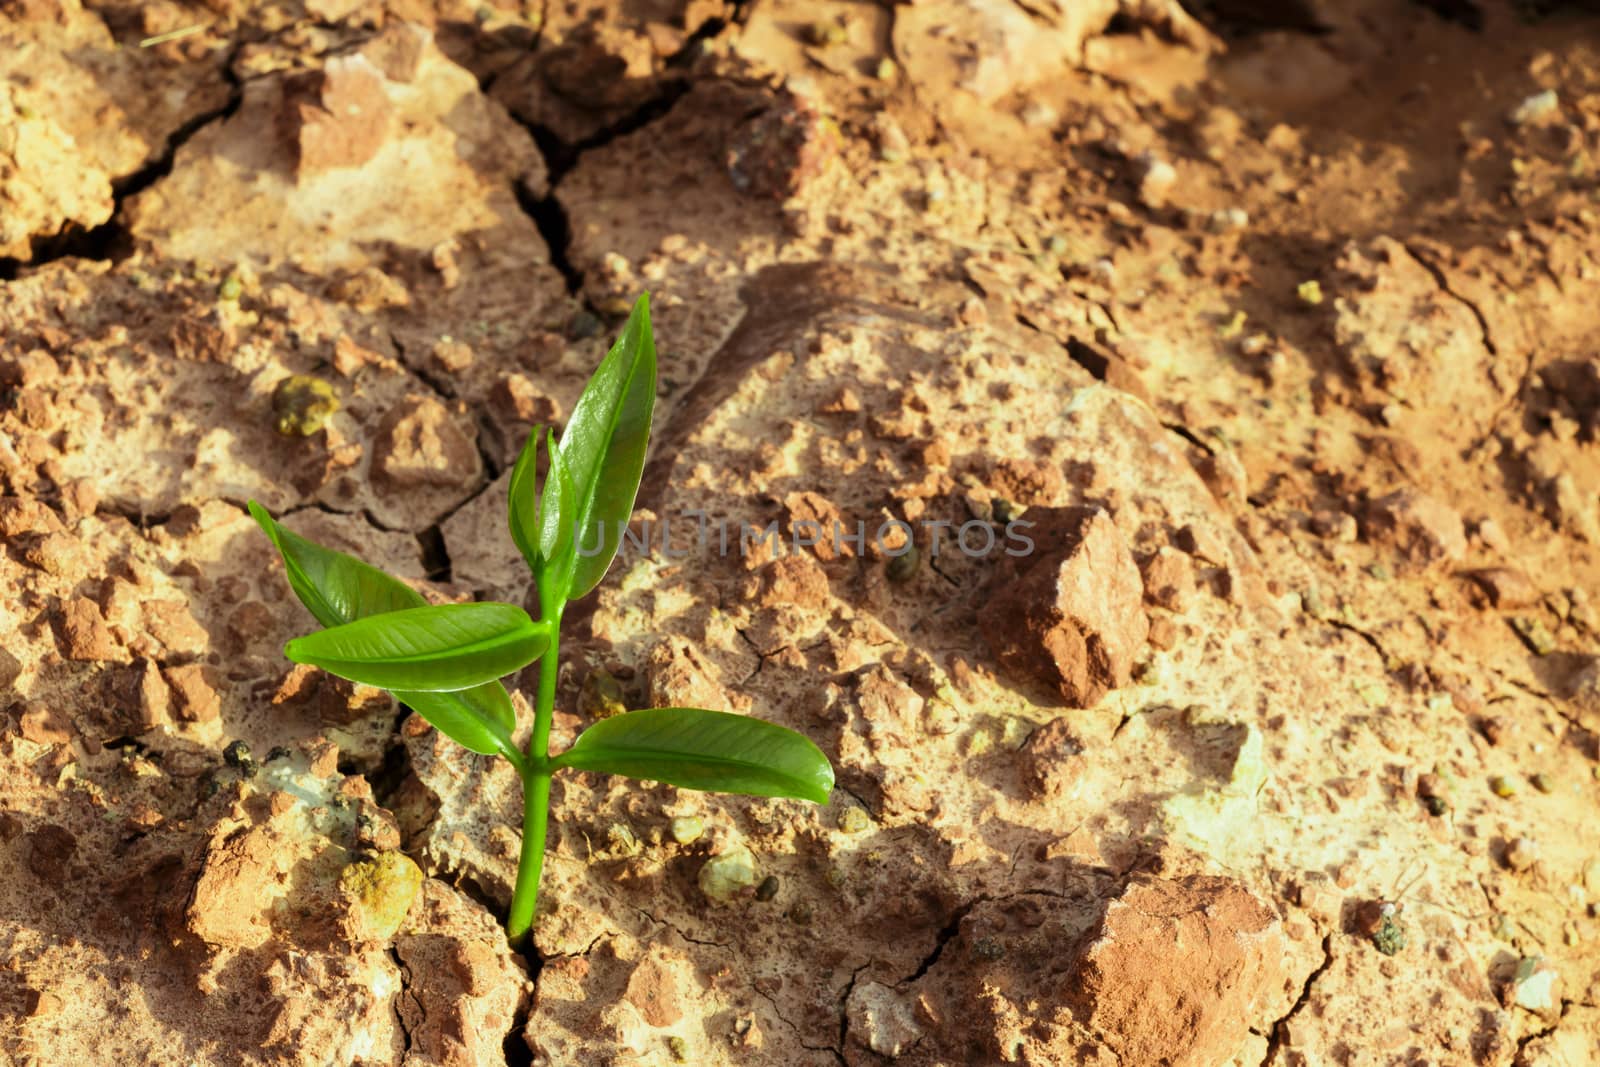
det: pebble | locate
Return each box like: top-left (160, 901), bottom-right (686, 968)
top-left (1504, 837), bottom-right (1538, 872)
top-left (886, 544), bottom-right (919, 583)
top-left (271, 375), bottom-right (339, 437)
top-left (698, 846), bottom-right (758, 904)
top-left (1209, 207), bottom-right (1249, 233)
top-left (1508, 89), bottom-right (1559, 126)
top-left (1138, 156), bottom-right (1177, 207)
top-left (838, 806), bottom-right (871, 834)
top-left (669, 816), bottom-right (704, 845)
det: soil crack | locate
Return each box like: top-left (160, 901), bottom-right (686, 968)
top-left (1257, 934), bottom-right (1334, 1067)
top-left (0, 57), bottom-right (243, 279)
top-left (498, 13), bottom-right (729, 296)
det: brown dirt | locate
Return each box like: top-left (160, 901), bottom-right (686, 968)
top-left (3, 1), bottom-right (1600, 1065)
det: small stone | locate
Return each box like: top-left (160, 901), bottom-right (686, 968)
top-left (669, 816), bottom-right (704, 845)
top-left (431, 337), bottom-right (474, 373)
top-left (132, 659), bottom-right (171, 729)
top-left (332, 336), bottom-right (384, 376)
top-left (875, 57), bottom-right (897, 82)
top-left (1362, 490), bottom-right (1467, 574)
top-left (1509, 956), bottom-right (1558, 1015)
top-left (819, 386), bottom-right (862, 414)
top-left (18, 702), bottom-right (72, 745)
top-left (1018, 717), bottom-right (1086, 800)
top-left (55, 597), bottom-right (121, 661)
top-left (1481, 716), bottom-right (1509, 746)
top-left (281, 55), bottom-right (395, 177)
top-left (217, 274), bottom-right (243, 301)
top-left (1489, 775), bottom-right (1518, 798)
top-left (1477, 517), bottom-right (1511, 553)
top-left (371, 395), bottom-right (482, 490)
top-left (1503, 837), bottom-right (1538, 873)
top-left (23, 989), bottom-right (62, 1017)
top-left (667, 1035), bottom-right (689, 1062)
top-left (1467, 568), bottom-right (1539, 609)
top-left (1530, 772), bottom-right (1553, 794)
top-left (1138, 156), bottom-right (1177, 208)
top-left (979, 507), bottom-right (1149, 708)
top-left (1296, 280), bottom-right (1323, 305)
top-left (886, 544), bottom-right (919, 583)
top-left (698, 845), bottom-right (759, 904)
top-left (1418, 773), bottom-right (1449, 810)
top-left (838, 806), bottom-right (871, 834)
top-left (340, 850), bottom-right (423, 943)
top-left (1509, 89), bottom-right (1559, 126)
top-left (755, 875), bottom-right (780, 902)
top-left (1209, 207), bottom-right (1249, 232)
top-left (272, 376), bottom-right (339, 436)
top-left (166, 664), bottom-right (222, 723)
top-left (24, 531), bottom-right (83, 576)
top-left (567, 309), bottom-right (602, 340)
top-left (1140, 547), bottom-right (1196, 613)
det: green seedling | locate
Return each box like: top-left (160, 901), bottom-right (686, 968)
top-left (249, 295), bottom-right (834, 944)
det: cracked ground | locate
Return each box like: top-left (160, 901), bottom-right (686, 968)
top-left (3, 0), bottom-right (1600, 1065)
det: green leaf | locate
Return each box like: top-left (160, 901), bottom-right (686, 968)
top-left (506, 426), bottom-right (544, 575)
top-left (555, 294), bottom-right (656, 600)
top-left (248, 499), bottom-right (425, 627)
top-left (552, 707), bottom-right (834, 804)
top-left (250, 500), bottom-right (518, 749)
top-left (285, 602), bottom-right (548, 693)
top-left (394, 687), bottom-right (517, 759)
top-left (537, 427), bottom-right (575, 568)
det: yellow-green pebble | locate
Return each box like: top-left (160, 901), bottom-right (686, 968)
top-left (669, 816), bottom-right (704, 845)
top-left (698, 846), bottom-right (758, 904)
top-left (340, 851), bottom-right (423, 941)
top-left (272, 376), bottom-right (339, 437)
top-left (1490, 775), bottom-right (1517, 798)
top-left (838, 806), bottom-right (871, 834)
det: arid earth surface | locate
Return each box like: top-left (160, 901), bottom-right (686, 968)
top-left (4, 1), bottom-right (1600, 1064)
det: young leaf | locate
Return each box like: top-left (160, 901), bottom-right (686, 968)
top-left (537, 427), bottom-right (575, 568)
top-left (506, 427), bottom-right (544, 574)
top-left (394, 687), bottom-right (518, 760)
top-left (249, 500), bottom-right (425, 627)
top-left (555, 294), bottom-right (656, 600)
top-left (551, 707), bottom-right (834, 804)
top-left (286, 602), bottom-right (548, 693)
top-left (250, 500), bottom-right (518, 744)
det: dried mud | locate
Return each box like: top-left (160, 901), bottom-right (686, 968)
top-left (3, 1), bottom-right (1600, 1065)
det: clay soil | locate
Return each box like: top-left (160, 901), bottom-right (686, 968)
top-left (4, 1), bottom-right (1600, 1065)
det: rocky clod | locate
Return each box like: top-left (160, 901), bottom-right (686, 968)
top-left (1362, 489), bottom-right (1467, 574)
top-left (980, 506), bottom-right (1148, 707)
top-left (1065, 875), bottom-right (1285, 1067)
